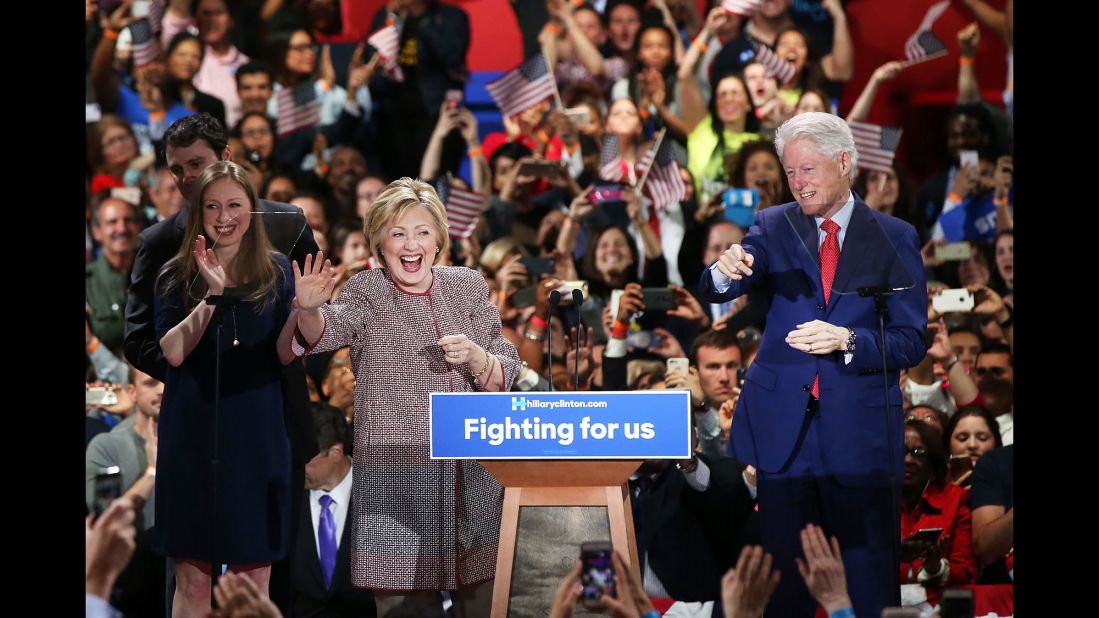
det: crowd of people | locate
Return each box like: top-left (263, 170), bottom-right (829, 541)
top-left (85, 0), bottom-right (1014, 616)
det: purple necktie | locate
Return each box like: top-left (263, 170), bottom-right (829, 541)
top-left (318, 495), bottom-right (337, 589)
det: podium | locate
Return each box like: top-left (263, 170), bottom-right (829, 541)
top-left (430, 391), bottom-right (691, 616)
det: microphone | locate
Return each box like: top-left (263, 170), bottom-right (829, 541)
top-left (547, 290), bottom-right (561, 390)
top-left (571, 288), bottom-right (585, 390)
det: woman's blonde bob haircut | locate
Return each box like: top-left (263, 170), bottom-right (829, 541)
top-left (364, 177), bottom-right (451, 267)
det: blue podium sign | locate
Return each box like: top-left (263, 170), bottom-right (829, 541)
top-left (429, 391), bottom-right (692, 459)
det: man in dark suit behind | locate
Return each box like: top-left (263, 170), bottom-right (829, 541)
top-left (294, 402), bottom-right (377, 617)
top-left (700, 112), bottom-right (928, 617)
top-left (122, 112), bottom-right (320, 613)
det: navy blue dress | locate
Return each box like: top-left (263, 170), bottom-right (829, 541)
top-left (152, 253), bottom-right (293, 565)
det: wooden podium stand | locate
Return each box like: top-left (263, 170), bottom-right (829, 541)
top-left (480, 460), bottom-right (643, 618)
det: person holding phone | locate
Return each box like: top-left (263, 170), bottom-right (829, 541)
top-left (899, 420), bottom-right (978, 589)
top-left (943, 406), bottom-right (1002, 488)
top-left (700, 113), bottom-right (928, 617)
top-left (282, 178), bottom-right (520, 616)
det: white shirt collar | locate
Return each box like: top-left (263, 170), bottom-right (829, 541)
top-left (814, 191), bottom-right (855, 233)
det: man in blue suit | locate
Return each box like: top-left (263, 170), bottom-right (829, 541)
top-left (699, 112), bottom-right (928, 617)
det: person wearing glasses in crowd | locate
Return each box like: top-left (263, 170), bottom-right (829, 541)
top-left (899, 420), bottom-right (977, 592)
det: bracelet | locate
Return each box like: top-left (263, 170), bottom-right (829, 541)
top-left (103, 28), bottom-right (120, 41)
top-left (612, 320), bottom-right (629, 339)
top-left (830, 609), bottom-right (855, 618)
top-left (640, 610), bottom-right (661, 618)
top-left (942, 355), bottom-right (960, 373)
top-left (525, 330), bottom-right (546, 342)
top-left (86, 336), bottom-right (100, 355)
top-left (530, 315), bottom-right (548, 330)
top-left (959, 56), bottom-right (974, 66)
top-left (693, 38), bottom-right (708, 53)
top-left (471, 352), bottom-right (493, 379)
top-left (467, 145), bottom-right (483, 158)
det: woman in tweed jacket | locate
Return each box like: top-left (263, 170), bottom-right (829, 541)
top-left (281, 177), bottom-right (520, 615)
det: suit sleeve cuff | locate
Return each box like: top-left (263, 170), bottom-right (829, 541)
top-left (682, 458), bottom-right (710, 491)
top-left (709, 263), bottom-right (733, 293)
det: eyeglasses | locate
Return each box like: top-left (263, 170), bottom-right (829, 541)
top-left (904, 447), bottom-right (928, 458)
top-left (102, 134), bottom-right (134, 148)
top-left (974, 366), bottom-right (1008, 377)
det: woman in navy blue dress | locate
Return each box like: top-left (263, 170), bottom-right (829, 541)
top-left (152, 161), bottom-right (325, 615)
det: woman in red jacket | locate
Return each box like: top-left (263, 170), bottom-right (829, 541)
top-left (900, 419), bottom-right (978, 589)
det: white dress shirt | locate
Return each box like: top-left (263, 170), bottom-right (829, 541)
top-left (309, 465), bottom-right (354, 558)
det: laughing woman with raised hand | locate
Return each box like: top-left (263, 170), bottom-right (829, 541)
top-left (282, 177), bottom-right (520, 617)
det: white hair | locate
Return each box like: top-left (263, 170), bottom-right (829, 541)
top-left (773, 112), bottom-right (859, 182)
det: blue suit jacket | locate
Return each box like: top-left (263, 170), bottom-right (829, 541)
top-left (699, 198), bottom-right (927, 487)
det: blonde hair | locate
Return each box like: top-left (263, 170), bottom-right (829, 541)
top-left (479, 237), bottom-right (529, 275)
top-left (364, 177), bottom-right (450, 267)
top-left (160, 161), bottom-right (279, 312)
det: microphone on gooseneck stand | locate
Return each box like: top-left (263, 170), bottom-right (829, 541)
top-left (547, 290), bottom-right (561, 390)
top-left (571, 288), bottom-right (585, 390)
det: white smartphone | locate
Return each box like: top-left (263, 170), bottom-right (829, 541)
top-left (959, 149), bottom-right (979, 169)
top-left (131, 0), bottom-right (151, 18)
top-left (565, 106), bottom-right (592, 126)
top-left (934, 241), bottom-right (971, 261)
top-left (609, 289), bottom-right (625, 321)
top-left (666, 357), bottom-right (689, 374)
top-left (932, 288), bottom-right (974, 314)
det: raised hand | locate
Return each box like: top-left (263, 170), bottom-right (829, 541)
top-left (292, 251), bottom-right (336, 310)
top-left (795, 524), bottom-right (852, 614)
top-left (721, 546), bottom-right (781, 618)
top-left (194, 235), bottom-right (227, 296)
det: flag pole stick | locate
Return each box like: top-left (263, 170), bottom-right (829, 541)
top-left (635, 128), bottom-right (667, 195)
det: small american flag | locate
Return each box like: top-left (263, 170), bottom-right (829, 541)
top-left (636, 133), bottom-right (685, 208)
top-left (904, 1), bottom-right (950, 61)
top-left (600, 135), bottom-right (625, 182)
top-left (276, 81), bottom-right (321, 137)
top-left (752, 41), bottom-right (796, 86)
top-left (436, 177), bottom-right (485, 239)
top-left (130, 18), bottom-right (160, 67)
top-left (721, 0), bottom-right (763, 16)
top-left (367, 24), bottom-right (405, 82)
top-left (485, 54), bottom-right (556, 118)
top-left (849, 120), bottom-right (903, 174)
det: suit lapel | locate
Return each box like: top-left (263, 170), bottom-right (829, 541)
top-left (783, 204), bottom-right (825, 304)
top-left (826, 200), bottom-right (875, 317)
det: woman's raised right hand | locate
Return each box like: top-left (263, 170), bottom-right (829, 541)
top-left (293, 251), bottom-right (336, 310)
top-left (194, 236), bottom-right (226, 296)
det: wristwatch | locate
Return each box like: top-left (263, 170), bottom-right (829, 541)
top-left (845, 328), bottom-right (857, 353)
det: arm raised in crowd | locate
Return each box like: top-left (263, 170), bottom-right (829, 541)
top-left (819, 0), bottom-right (854, 82)
top-left (845, 61), bottom-right (905, 123)
top-left (957, 23), bottom-right (981, 105)
top-left (90, 0), bottom-right (135, 113)
top-left (678, 7), bottom-right (727, 132)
